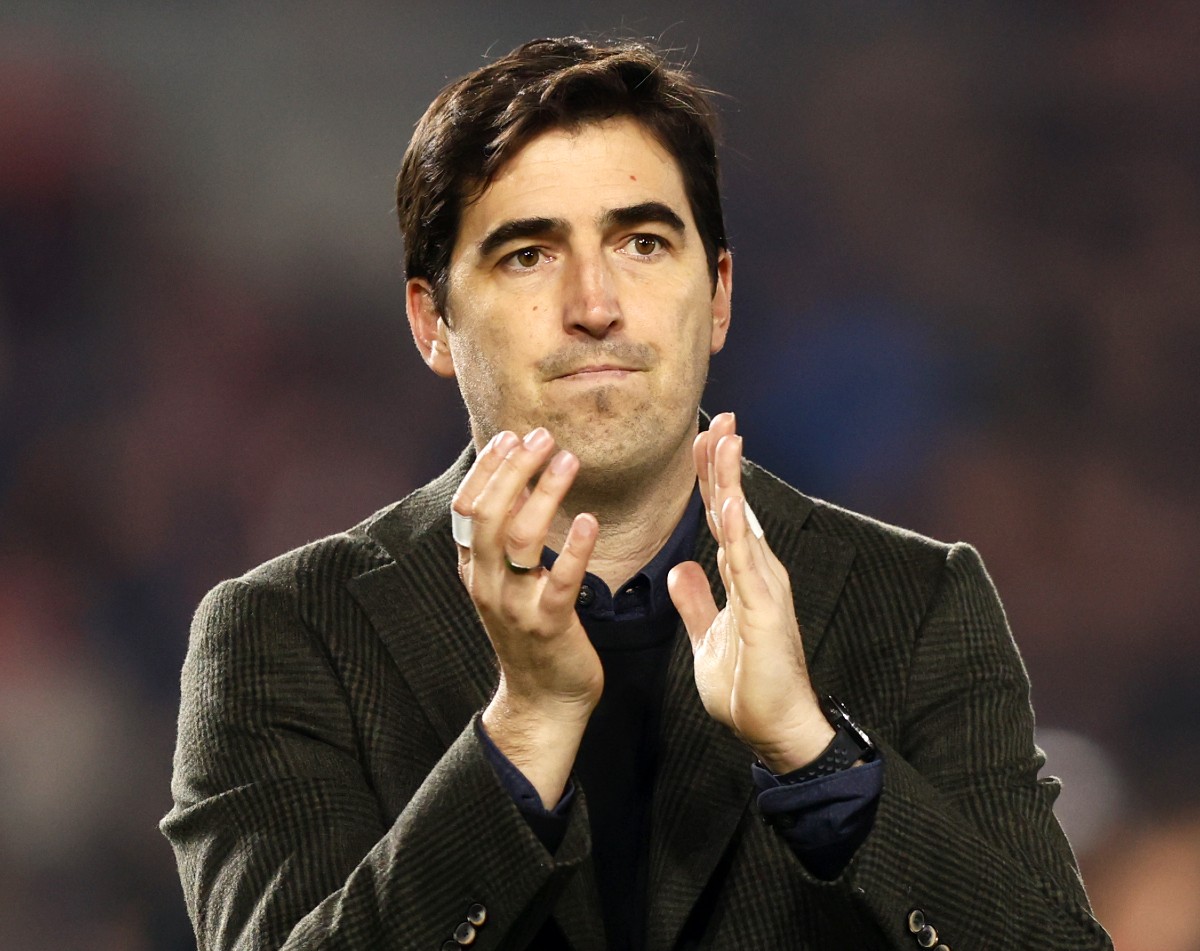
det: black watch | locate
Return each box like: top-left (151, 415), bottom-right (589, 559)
top-left (778, 694), bottom-right (875, 784)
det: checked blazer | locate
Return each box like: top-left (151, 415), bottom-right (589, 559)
top-left (162, 446), bottom-right (1112, 950)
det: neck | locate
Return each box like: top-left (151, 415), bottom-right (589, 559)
top-left (546, 443), bottom-right (697, 592)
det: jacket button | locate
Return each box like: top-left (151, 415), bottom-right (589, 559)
top-left (907, 909), bottom-right (925, 933)
top-left (453, 921), bottom-right (477, 946)
top-left (577, 584), bottom-right (595, 607)
top-left (467, 903), bottom-right (487, 926)
top-left (935, 945), bottom-right (950, 951)
top-left (916, 924), bottom-right (938, 948)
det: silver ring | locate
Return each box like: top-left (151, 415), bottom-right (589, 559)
top-left (503, 552), bottom-right (539, 575)
top-left (451, 509), bottom-right (474, 549)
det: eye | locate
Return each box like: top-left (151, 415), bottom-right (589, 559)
top-left (621, 234), bottom-right (666, 257)
top-left (508, 247), bottom-right (544, 269)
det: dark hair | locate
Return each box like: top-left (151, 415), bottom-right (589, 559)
top-left (396, 36), bottom-right (727, 312)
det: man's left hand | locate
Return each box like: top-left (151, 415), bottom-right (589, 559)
top-left (667, 412), bottom-right (836, 773)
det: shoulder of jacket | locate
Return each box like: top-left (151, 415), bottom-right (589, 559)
top-left (806, 495), bottom-right (957, 578)
top-left (744, 459), bottom-right (955, 577)
top-left (211, 508), bottom-right (395, 600)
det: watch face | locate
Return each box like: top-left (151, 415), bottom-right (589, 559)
top-left (825, 694), bottom-right (874, 753)
top-left (845, 719), bottom-right (873, 753)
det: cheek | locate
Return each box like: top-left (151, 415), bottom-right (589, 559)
top-left (671, 284), bottom-right (719, 348)
top-left (448, 321), bottom-right (531, 408)
top-left (450, 335), bottom-right (499, 389)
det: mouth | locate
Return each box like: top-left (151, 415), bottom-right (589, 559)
top-left (538, 343), bottom-right (656, 383)
top-left (553, 364), bottom-right (641, 381)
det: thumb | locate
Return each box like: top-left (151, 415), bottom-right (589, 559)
top-left (668, 561), bottom-right (719, 651)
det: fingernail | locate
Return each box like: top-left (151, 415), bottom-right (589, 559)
top-left (549, 450), bottom-right (576, 474)
top-left (493, 431), bottom-right (518, 454)
top-left (743, 500), bottom-right (764, 539)
top-left (523, 427), bottom-right (551, 450)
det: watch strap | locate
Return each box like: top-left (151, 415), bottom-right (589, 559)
top-left (773, 722), bottom-right (872, 786)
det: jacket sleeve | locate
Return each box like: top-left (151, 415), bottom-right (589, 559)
top-left (788, 542), bottom-right (1112, 949)
top-left (160, 575), bottom-right (593, 951)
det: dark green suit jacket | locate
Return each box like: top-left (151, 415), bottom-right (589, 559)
top-left (162, 449), bottom-right (1111, 949)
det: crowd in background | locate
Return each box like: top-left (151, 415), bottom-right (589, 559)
top-left (2, 3), bottom-right (1197, 948)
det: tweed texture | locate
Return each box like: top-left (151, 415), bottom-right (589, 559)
top-left (162, 449), bottom-right (1112, 949)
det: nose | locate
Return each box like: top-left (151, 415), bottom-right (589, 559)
top-left (563, 252), bottom-right (622, 338)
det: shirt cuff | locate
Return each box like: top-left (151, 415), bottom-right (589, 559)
top-left (475, 717), bottom-right (573, 852)
top-left (752, 754), bottom-right (884, 880)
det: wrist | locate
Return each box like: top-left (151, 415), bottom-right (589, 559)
top-left (753, 720), bottom-right (837, 774)
top-left (487, 678), bottom-right (599, 731)
top-left (481, 690), bottom-right (592, 808)
top-left (766, 694), bottom-right (878, 782)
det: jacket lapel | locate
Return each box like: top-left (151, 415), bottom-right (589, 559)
top-left (348, 537), bottom-right (496, 746)
top-left (348, 449), bottom-right (498, 746)
top-left (645, 465), bottom-right (856, 950)
top-left (347, 451), bottom-right (603, 950)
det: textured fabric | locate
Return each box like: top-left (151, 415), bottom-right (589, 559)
top-left (162, 445), bottom-right (1113, 950)
top-left (753, 758), bottom-right (884, 879)
top-left (492, 492), bottom-right (880, 892)
top-left (476, 717), bottom-right (574, 851)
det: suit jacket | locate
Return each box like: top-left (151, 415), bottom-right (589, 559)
top-left (162, 447), bottom-right (1112, 950)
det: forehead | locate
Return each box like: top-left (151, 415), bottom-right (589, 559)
top-left (456, 117), bottom-right (695, 242)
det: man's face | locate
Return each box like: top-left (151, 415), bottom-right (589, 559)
top-left (407, 117), bottom-right (731, 491)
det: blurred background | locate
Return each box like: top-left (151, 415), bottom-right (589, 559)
top-left (2, 1), bottom-right (1197, 947)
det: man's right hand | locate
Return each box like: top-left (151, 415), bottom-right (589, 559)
top-left (452, 427), bottom-right (603, 808)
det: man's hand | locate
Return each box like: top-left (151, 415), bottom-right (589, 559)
top-left (453, 428), bottom-right (603, 807)
top-left (667, 413), bottom-right (835, 773)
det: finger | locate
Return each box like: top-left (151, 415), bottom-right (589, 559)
top-left (719, 494), bottom-right (776, 621)
top-left (454, 433), bottom-right (521, 591)
top-left (712, 431), bottom-right (744, 547)
top-left (452, 430), bottom-right (521, 523)
top-left (471, 428), bottom-right (558, 572)
top-left (712, 435), bottom-right (789, 588)
top-left (704, 413), bottom-right (737, 543)
top-left (540, 513), bottom-right (599, 616)
top-left (505, 449), bottom-right (579, 568)
top-left (740, 496), bottom-right (790, 586)
top-left (668, 561), bottom-right (721, 650)
top-left (693, 431), bottom-right (716, 537)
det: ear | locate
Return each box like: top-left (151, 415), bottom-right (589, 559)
top-left (709, 249), bottom-right (733, 354)
top-left (406, 278), bottom-right (456, 378)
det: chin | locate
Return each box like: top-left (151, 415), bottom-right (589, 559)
top-left (556, 403), bottom-right (696, 486)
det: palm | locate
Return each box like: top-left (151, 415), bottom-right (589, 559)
top-left (667, 412), bottom-right (828, 771)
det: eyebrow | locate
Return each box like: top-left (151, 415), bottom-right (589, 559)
top-left (477, 216), bottom-right (568, 260)
top-left (599, 201), bottom-right (686, 236)
top-left (475, 201), bottom-right (688, 260)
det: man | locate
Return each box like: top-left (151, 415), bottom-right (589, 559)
top-left (163, 37), bottom-right (1111, 950)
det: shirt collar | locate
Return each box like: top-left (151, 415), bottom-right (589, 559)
top-left (542, 488), bottom-right (704, 623)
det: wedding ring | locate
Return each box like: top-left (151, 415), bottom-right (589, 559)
top-left (503, 552), bottom-right (539, 575)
